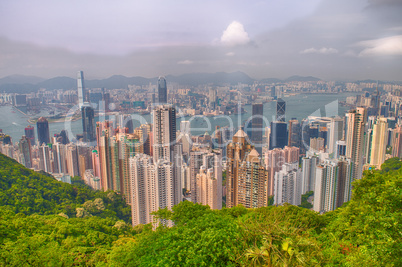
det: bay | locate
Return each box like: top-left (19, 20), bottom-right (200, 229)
top-left (0, 92), bottom-right (357, 143)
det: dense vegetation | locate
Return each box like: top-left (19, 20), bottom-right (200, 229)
top-left (298, 190), bottom-right (313, 209)
top-left (0, 153), bottom-right (401, 266)
top-left (0, 154), bottom-right (131, 222)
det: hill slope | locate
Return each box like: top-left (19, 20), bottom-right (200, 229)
top-left (0, 154), bottom-right (400, 266)
top-left (0, 154), bottom-right (131, 222)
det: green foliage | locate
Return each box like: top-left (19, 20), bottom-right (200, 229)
top-left (381, 157), bottom-right (402, 172)
top-left (0, 207), bottom-right (136, 266)
top-left (299, 191), bottom-right (313, 209)
top-left (267, 195), bottom-right (274, 206)
top-left (0, 154), bottom-right (400, 266)
top-left (111, 202), bottom-right (243, 266)
top-left (321, 159), bottom-right (402, 266)
top-left (0, 154), bottom-right (131, 222)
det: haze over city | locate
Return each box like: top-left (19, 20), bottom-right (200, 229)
top-left (1, 0), bottom-right (402, 80)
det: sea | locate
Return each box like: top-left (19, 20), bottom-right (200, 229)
top-left (0, 92), bottom-right (358, 143)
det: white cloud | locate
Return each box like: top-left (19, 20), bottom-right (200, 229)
top-left (357, 35), bottom-right (402, 57)
top-left (177, 60), bottom-right (193, 65)
top-left (220, 21), bottom-right (250, 46)
top-left (225, 52), bottom-right (235, 56)
top-left (300, 47), bottom-right (338, 54)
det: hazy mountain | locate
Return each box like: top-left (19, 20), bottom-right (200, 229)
top-left (0, 72), bottom-right (257, 92)
top-left (87, 75), bottom-right (152, 89)
top-left (37, 76), bottom-right (76, 90)
top-left (285, 75), bottom-right (321, 82)
top-left (0, 73), bottom-right (337, 93)
top-left (166, 71), bottom-right (254, 86)
top-left (259, 78), bottom-right (283, 84)
top-left (0, 75), bottom-right (45, 85)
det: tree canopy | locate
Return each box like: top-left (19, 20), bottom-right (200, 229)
top-left (0, 154), bottom-right (401, 266)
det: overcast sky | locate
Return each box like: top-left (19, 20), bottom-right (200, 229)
top-left (0, 0), bottom-right (401, 81)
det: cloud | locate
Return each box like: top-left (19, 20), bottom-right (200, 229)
top-left (300, 47), bottom-right (338, 54)
top-left (225, 52), bottom-right (235, 56)
top-left (357, 35), bottom-right (402, 57)
top-left (220, 21), bottom-right (250, 46)
top-left (177, 60), bottom-right (193, 65)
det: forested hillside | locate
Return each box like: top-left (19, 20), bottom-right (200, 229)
top-left (0, 154), bottom-right (131, 222)
top-left (0, 154), bottom-right (401, 266)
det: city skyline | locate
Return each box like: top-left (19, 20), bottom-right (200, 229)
top-left (0, 1), bottom-right (401, 81)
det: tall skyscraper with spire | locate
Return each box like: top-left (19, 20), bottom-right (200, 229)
top-left (158, 76), bottom-right (167, 104)
top-left (77, 71), bottom-right (85, 109)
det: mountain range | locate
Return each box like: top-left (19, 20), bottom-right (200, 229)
top-left (0, 72), bottom-right (323, 93)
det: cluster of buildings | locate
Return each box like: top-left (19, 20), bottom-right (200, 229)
top-left (1, 71), bottom-right (402, 226)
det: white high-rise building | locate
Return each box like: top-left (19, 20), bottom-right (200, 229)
top-left (77, 71), bottom-right (85, 109)
top-left (130, 154), bottom-right (155, 226)
top-left (53, 142), bottom-right (67, 174)
top-left (328, 117), bottom-right (344, 155)
top-left (313, 158), bottom-right (352, 213)
top-left (301, 155), bottom-right (319, 194)
top-left (130, 154), bottom-right (178, 227)
top-left (130, 104), bottom-right (182, 227)
top-left (39, 144), bottom-right (52, 173)
top-left (274, 162), bottom-right (302, 206)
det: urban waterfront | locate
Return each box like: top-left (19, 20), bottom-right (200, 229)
top-left (0, 92), bottom-right (358, 142)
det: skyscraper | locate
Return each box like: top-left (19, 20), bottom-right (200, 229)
top-left (274, 163), bottom-right (302, 206)
top-left (209, 88), bottom-right (217, 109)
top-left (130, 153), bottom-right (154, 226)
top-left (53, 142), bottom-right (67, 174)
top-left (19, 135), bottom-right (32, 168)
top-left (288, 119), bottom-right (301, 148)
top-left (346, 107), bottom-right (367, 180)
top-left (195, 150), bottom-right (222, 209)
top-left (237, 148), bottom-right (268, 208)
top-left (392, 125), bottom-right (402, 158)
top-left (77, 71), bottom-right (85, 109)
top-left (158, 76), bottom-right (167, 104)
top-left (301, 155), bottom-right (319, 194)
top-left (37, 117), bottom-right (50, 145)
top-left (276, 98), bottom-right (286, 122)
top-left (270, 121), bottom-right (287, 149)
top-left (251, 103), bottom-right (264, 154)
top-left (66, 144), bottom-right (80, 177)
top-left (369, 117), bottom-right (388, 169)
top-left (81, 103), bottom-right (96, 142)
top-left (96, 121), bottom-right (114, 190)
top-left (226, 129), bottom-right (253, 208)
top-left (153, 105), bottom-right (176, 162)
top-left (39, 144), bottom-right (52, 173)
top-left (264, 146), bottom-right (299, 197)
top-left (24, 125), bottom-right (35, 146)
top-left (313, 158), bottom-right (352, 213)
top-left (152, 104), bottom-right (182, 208)
top-left (190, 150), bottom-right (207, 203)
top-left (328, 117), bottom-right (344, 154)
